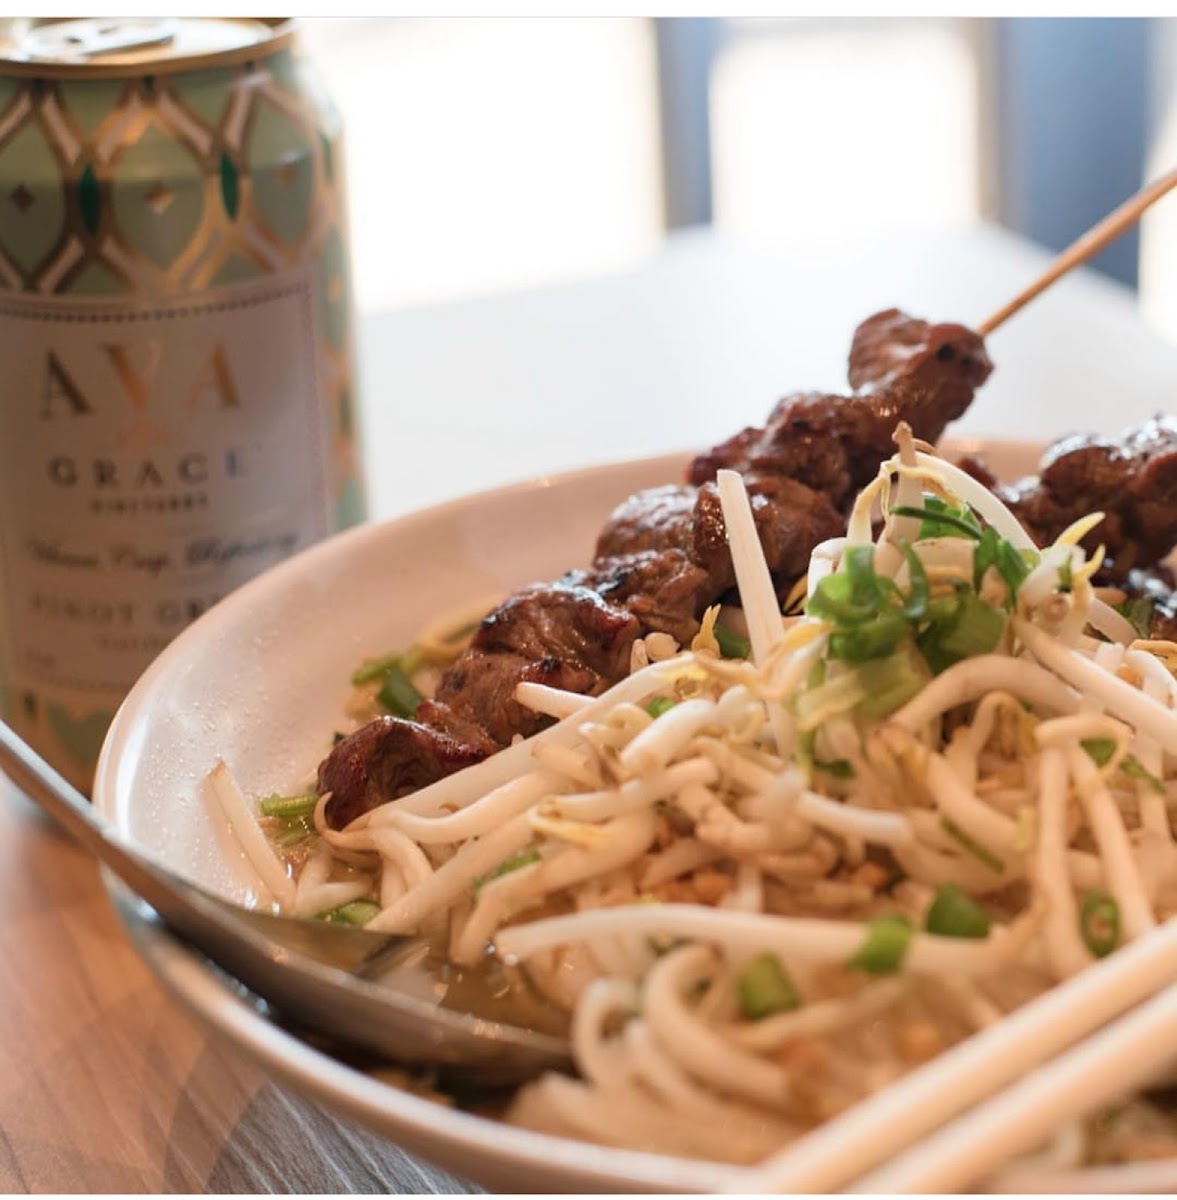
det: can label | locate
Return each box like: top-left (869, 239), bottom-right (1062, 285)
top-left (0, 270), bottom-right (329, 694)
top-left (0, 34), bottom-right (367, 789)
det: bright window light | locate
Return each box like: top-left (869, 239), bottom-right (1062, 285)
top-left (711, 21), bottom-right (981, 251)
top-left (299, 17), bottom-right (663, 311)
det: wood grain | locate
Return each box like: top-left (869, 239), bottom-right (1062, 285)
top-left (0, 778), bottom-right (474, 1193)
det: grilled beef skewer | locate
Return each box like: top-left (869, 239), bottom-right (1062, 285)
top-left (321, 309), bottom-right (995, 828)
top-left (960, 416), bottom-right (1177, 582)
top-left (687, 309), bottom-right (992, 501)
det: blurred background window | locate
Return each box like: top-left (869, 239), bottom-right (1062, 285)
top-left (301, 17), bottom-right (663, 310)
top-left (303, 16), bottom-right (1177, 338)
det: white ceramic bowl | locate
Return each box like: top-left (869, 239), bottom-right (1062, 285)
top-left (94, 441), bottom-right (1043, 1192)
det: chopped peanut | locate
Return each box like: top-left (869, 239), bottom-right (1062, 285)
top-left (1116, 1134), bottom-right (1177, 1161)
top-left (849, 861), bottom-right (891, 891)
top-left (691, 868), bottom-right (733, 905)
top-left (897, 1020), bottom-right (943, 1064)
top-left (649, 868), bottom-right (732, 906)
top-left (811, 963), bottom-right (867, 1000)
top-left (777, 1036), bottom-right (831, 1075)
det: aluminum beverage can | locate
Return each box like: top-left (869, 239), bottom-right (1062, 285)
top-left (0, 18), bottom-right (367, 791)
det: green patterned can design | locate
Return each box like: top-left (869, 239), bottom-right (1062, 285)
top-left (0, 19), bottom-right (367, 791)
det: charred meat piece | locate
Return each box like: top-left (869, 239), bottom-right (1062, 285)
top-left (435, 651), bottom-right (598, 747)
top-left (320, 715), bottom-right (491, 829)
top-left (595, 478), bottom-right (843, 602)
top-left (981, 417), bottom-right (1177, 580)
top-left (434, 583), bottom-right (640, 746)
top-left (465, 582), bottom-right (640, 680)
top-left (689, 310), bottom-right (992, 502)
top-left (322, 586), bottom-right (640, 827)
top-left (414, 699), bottom-right (499, 755)
top-left (744, 475), bottom-right (848, 594)
top-left (594, 482), bottom-right (735, 595)
top-left (565, 549), bottom-right (712, 645)
top-left (1120, 567), bottom-right (1177, 641)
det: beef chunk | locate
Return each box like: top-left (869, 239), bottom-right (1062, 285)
top-left (433, 584), bottom-right (641, 746)
top-left (690, 310), bottom-right (992, 505)
top-left (998, 416), bottom-right (1177, 579)
top-left (569, 549), bottom-right (712, 645)
top-left (319, 716), bottom-right (490, 829)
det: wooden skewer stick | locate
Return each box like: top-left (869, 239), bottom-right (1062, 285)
top-left (979, 164), bottom-right (1177, 336)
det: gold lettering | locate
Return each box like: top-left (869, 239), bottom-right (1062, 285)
top-left (187, 344), bottom-right (240, 411)
top-left (41, 351), bottom-right (91, 418)
top-left (103, 341), bottom-right (161, 414)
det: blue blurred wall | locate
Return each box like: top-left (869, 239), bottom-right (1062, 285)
top-left (995, 18), bottom-right (1152, 287)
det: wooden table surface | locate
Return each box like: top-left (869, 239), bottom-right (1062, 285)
top-left (4, 224), bottom-right (1177, 1192)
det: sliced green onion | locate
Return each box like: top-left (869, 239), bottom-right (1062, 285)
top-left (737, 953), bottom-right (800, 1019)
top-left (1014, 806), bottom-right (1035, 853)
top-left (925, 593), bottom-right (962, 626)
top-left (829, 609), bottom-right (908, 662)
top-left (899, 540), bottom-right (929, 621)
top-left (925, 883), bottom-right (991, 939)
top-left (1121, 757), bottom-right (1166, 795)
top-left (474, 846), bottom-right (541, 893)
top-left (1082, 737), bottom-right (1117, 767)
top-left (918, 593), bottom-right (1006, 674)
top-left (808, 545), bottom-right (899, 631)
top-left (807, 571), bottom-right (881, 627)
top-left (795, 669), bottom-right (868, 726)
top-left (377, 663), bottom-right (424, 718)
top-left (351, 651), bottom-right (402, 686)
top-left (848, 914), bottom-right (913, 974)
top-left (400, 644), bottom-right (426, 676)
top-left (1115, 595), bottom-right (1155, 639)
top-left (1081, 738), bottom-right (1165, 795)
top-left (319, 899), bottom-right (381, 927)
top-left (843, 544), bottom-right (877, 586)
top-left (942, 817), bottom-right (1005, 874)
top-left (892, 502), bottom-right (982, 541)
top-left (853, 644), bottom-right (931, 720)
top-left (1057, 556), bottom-right (1074, 593)
top-left (352, 644), bottom-right (425, 686)
top-left (715, 624), bottom-right (751, 660)
top-left (798, 645), bottom-right (929, 727)
top-left (259, 793), bottom-right (318, 819)
top-left (1080, 889), bottom-right (1120, 957)
top-left (813, 757), bottom-right (855, 779)
top-left (973, 526), bottom-right (1030, 602)
top-left (272, 816), bottom-right (315, 848)
top-left (645, 696), bottom-right (677, 719)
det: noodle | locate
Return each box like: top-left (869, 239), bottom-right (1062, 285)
top-left (224, 441), bottom-right (1177, 1177)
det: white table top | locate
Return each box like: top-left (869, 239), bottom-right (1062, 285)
top-left (361, 223), bottom-right (1176, 521)
top-left (4, 223), bottom-right (1176, 1192)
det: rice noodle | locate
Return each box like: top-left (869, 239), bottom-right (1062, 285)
top-left (207, 761), bottom-right (296, 909)
top-left (1065, 745), bottom-right (1157, 941)
top-left (889, 656), bottom-right (1079, 731)
top-left (1035, 746), bottom-right (1092, 980)
top-left (495, 904), bottom-right (1011, 977)
top-left (911, 451), bottom-right (1037, 550)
